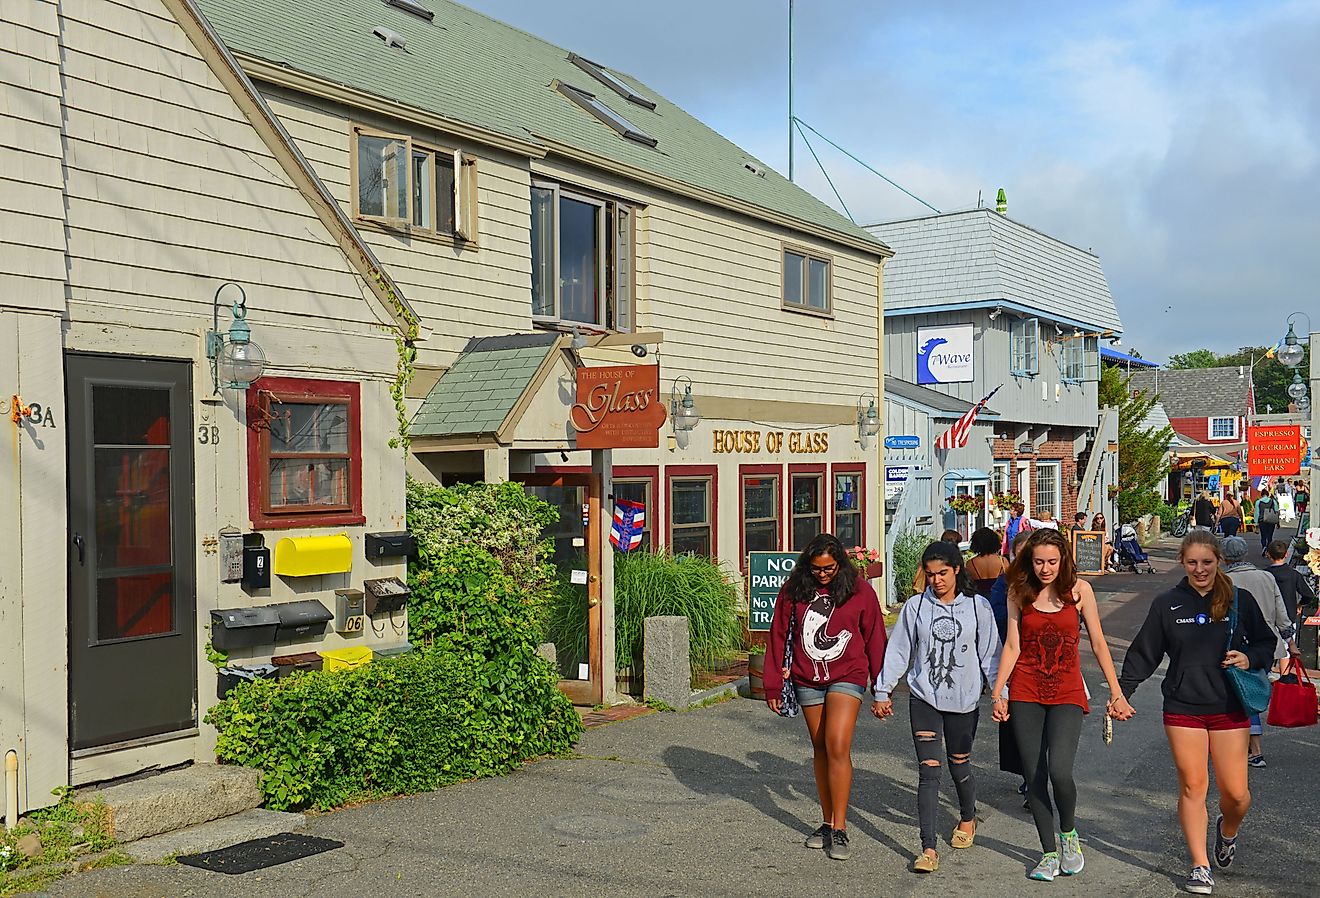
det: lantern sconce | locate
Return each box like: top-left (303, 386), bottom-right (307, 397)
top-left (669, 376), bottom-right (701, 434)
top-left (1277, 312), bottom-right (1311, 369)
top-left (856, 393), bottom-right (881, 447)
top-left (206, 283), bottom-right (268, 394)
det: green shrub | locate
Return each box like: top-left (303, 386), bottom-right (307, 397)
top-left (205, 646), bottom-right (580, 811)
top-left (890, 527), bottom-right (931, 601)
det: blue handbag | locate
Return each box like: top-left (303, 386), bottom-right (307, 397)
top-left (1225, 588), bottom-right (1271, 716)
top-left (776, 601), bottom-right (800, 718)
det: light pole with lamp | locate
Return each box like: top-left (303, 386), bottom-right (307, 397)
top-left (1275, 312), bottom-right (1313, 529)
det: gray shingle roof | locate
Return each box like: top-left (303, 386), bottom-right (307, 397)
top-left (410, 333), bottom-right (558, 437)
top-left (192, 0), bottom-right (888, 255)
top-left (1127, 367), bottom-right (1251, 419)
top-left (884, 376), bottom-right (999, 419)
top-left (867, 209), bottom-right (1122, 333)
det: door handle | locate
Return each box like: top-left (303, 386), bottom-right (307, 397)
top-left (73, 532), bottom-right (85, 566)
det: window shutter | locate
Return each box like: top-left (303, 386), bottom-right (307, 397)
top-left (454, 150), bottom-right (478, 242)
top-left (382, 136), bottom-right (411, 227)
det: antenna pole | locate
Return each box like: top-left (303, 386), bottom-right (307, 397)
top-left (788, 0), bottom-right (794, 181)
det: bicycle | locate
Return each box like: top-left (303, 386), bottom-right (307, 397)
top-left (1171, 506), bottom-right (1192, 538)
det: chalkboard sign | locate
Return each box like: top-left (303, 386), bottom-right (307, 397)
top-left (747, 552), bottom-right (797, 632)
top-left (1072, 530), bottom-right (1105, 575)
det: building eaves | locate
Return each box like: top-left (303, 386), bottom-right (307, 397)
top-left (884, 376), bottom-right (1000, 420)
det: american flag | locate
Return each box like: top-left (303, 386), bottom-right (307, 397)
top-left (935, 385), bottom-right (1001, 450)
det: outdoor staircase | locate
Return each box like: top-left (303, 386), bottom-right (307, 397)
top-left (81, 764), bottom-right (304, 862)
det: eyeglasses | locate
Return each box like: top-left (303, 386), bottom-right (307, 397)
top-left (810, 563), bottom-right (838, 575)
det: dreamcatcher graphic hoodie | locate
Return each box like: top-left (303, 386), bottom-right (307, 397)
top-left (874, 589), bottom-right (1003, 714)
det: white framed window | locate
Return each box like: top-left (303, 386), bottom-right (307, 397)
top-left (1060, 335), bottom-right (1100, 382)
top-left (1034, 461), bottom-right (1061, 521)
top-left (782, 247), bottom-right (831, 314)
top-left (531, 180), bottom-right (635, 331)
top-left (1208, 417), bottom-right (1238, 440)
top-left (352, 126), bottom-right (476, 240)
top-left (1010, 317), bottom-right (1040, 376)
top-left (992, 462), bottom-right (1010, 497)
top-left (952, 481), bottom-right (989, 540)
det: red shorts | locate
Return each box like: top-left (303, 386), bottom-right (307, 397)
top-left (1163, 711), bottom-right (1249, 731)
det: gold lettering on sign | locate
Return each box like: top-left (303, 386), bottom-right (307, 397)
top-left (712, 428), bottom-right (829, 454)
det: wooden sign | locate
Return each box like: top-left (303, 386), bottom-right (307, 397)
top-left (1247, 425), bottom-right (1303, 477)
top-left (570, 364), bottom-right (666, 449)
top-left (747, 551), bottom-right (797, 632)
top-left (1072, 530), bottom-right (1105, 575)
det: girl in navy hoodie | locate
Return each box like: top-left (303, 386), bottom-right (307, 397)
top-left (764, 533), bottom-right (887, 861)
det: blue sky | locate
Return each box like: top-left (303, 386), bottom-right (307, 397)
top-left (463, 0), bottom-right (1320, 362)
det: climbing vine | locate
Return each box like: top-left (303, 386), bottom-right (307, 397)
top-left (365, 261), bottom-right (420, 454)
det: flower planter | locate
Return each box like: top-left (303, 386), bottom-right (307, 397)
top-left (863, 561), bottom-right (884, 579)
top-left (747, 652), bottom-right (767, 700)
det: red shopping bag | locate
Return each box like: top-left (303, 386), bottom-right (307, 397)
top-left (1266, 654), bottom-right (1318, 728)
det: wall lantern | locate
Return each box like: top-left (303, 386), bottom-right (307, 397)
top-left (856, 393), bottom-right (881, 447)
top-left (207, 283), bottom-right (267, 393)
top-left (1287, 372), bottom-right (1307, 401)
top-left (1277, 312), bottom-right (1310, 369)
top-left (669, 376), bottom-right (701, 433)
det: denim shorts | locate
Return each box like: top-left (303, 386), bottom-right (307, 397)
top-left (793, 681), bottom-right (867, 706)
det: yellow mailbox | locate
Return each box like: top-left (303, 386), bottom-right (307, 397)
top-left (272, 533), bottom-right (353, 577)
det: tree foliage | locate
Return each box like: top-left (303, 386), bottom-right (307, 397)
top-left (1100, 366), bottom-right (1174, 522)
top-left (1162, 344), bottom-right (1311, 412)
top-left (1166, 348), bottom-right (1219, 370)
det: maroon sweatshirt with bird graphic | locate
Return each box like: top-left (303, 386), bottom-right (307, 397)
top-left (763, 579), bottom-right (887, 697)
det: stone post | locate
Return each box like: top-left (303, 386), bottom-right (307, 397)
top-left (643, 616), bottom-right (690, 709)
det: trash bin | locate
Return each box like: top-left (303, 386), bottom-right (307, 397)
top-left (319, 646), bottom-right (373, 671)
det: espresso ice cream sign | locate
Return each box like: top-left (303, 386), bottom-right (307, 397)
top-left (570, 364), bottom-right (667, 449)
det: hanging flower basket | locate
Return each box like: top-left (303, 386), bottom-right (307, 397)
top-left (990, 490), bottom-right (1022, 511)
top-left (948, 494), bottom-right (985, 515)
top-left (846, 546), bottom-right (885, 579)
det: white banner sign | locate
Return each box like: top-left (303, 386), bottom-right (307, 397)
top-left (917, 324), bottom-right (975, 385)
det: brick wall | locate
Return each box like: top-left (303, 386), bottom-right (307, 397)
top-left (991, 429), bottom-right (1081, 523)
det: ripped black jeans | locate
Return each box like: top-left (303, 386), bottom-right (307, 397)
top-left (910, 696), bottom-right (979, 851)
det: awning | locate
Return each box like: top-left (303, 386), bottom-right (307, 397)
top-left (944, 468), bottom-right (990, 482)
top-left (1101, 346), bottom-right (1159, 368)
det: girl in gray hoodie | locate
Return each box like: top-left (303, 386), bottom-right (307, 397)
top-left (874, 540), bottom-right (1002, 873)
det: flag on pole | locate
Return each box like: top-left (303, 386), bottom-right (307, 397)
top-left (935, 385), bottom-right (1002, 450)
top-left (610, 500), bottom-right (646, 552)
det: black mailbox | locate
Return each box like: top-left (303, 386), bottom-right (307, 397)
top-left (274, 599), bottom-right (333, 641)
top-left (364, 577), bottom-right (410, 616)
top-left (365, 531), bottom-right (416, 559)
top-left (211, 607), bottom-right (280, 651)
top-left (217, 664), bottom-right (278, 699)
top-left (243, 545), bottom-right (271, 589)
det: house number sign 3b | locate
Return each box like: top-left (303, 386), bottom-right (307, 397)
top-left (197, 425), bottom-right (221, 445)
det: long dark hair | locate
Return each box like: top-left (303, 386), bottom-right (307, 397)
top-left (1179, 529), bottom-right (1234, 621)
top-left (1006, 528), bottom-right (1077, 608)
top-left (785, 533), bottom-right (859, 606)
top-left (920, 540), bottom-right (975, 597)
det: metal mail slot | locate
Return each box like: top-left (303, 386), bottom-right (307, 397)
top-left (365, 531), bottom-right (416, 559)
top-left (211, 607), bottom-right (280, 651)
top-left (363, 577), bottom-right (410, 616)
top-left (273, 599), bottom-right (333, 641)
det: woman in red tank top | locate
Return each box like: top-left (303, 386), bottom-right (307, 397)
top-left (990, 529), bottom-right (1134, 882)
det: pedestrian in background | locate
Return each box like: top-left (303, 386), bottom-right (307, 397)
top-left (1295, 481), bottom-right (1309, 520)
top-left (967, 527), bottom-right (1009, 598)
top-left (763, 533), bottom-right (888, 861)
top-left (1030, 509), bottom-right (1060, 531)
top-left (1003, 502), bottom-right (1032, 555)
top-left (1222, 536), bottom-right (1290, 768)
top-left (1193, 490), bottom-right (1217, 532)
top-left (1119, 530), bottom-right (1277, 895)
top-left (1254, 489), bottom-right (1280, 556)
top-left (1217, 492), bottom-right (1242, 538)
top-left (990, 529), bottom-right (1134, 882)
top-left (912, 529), bottom-right (964, 596)
top-left (1267, 539), bottom-right (1318, 628)
top-left (1091, 512), bottom-right (1114, 572)
top-left (873, 540), bottom-right (1002, 873)
top-left (991, 530), bottom-right (1033, 800)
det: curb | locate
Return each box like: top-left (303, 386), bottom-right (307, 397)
top-left (690, 676), bottom-right (748, 707)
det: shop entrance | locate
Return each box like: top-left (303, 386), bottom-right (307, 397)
top-left (515, 471), bottom-right (603, 705)
top-left (66, 354), bottom-right (197, 751)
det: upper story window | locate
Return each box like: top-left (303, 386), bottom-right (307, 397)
top-left (783, 247), bottom-right (831, 315)
top-left (556, 83), bottom-right (657, 148)
top-left (1209, 417), bottom-right (1238, 440)
top-left (246, 377), bottom-right (365, 529)
top-left (1061, 335), bottom-right (1100, 383)
top-left (1009, 317), bottom-right (1039, 376)
top-left (568, 54), bottom-right (656, 109)
top-left (352, 126), bottom-right (476, 240)
top-left (531, 180), bottom-right (634, 331)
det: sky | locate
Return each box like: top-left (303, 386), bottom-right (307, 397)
top-left (462, 0), bottom-right (1320, 364)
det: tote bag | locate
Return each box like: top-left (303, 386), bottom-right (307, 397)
top-left (776, 601), bottom-right (800, 718)
top-left (1225, 589), bottom-right (1272, 716)
top-left (1259, 498), bottom-right (1280, 525)
top-left (1266, 653), bottom-right (1318, 728)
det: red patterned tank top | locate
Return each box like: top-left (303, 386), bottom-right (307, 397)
top-left (1009, 601), bottom-right (1089, 711)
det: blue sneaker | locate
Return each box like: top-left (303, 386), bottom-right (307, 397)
top-left (1213, 816), bottom-right (1236, 869)
top-left (1184, 865), bottom-right (1214, 894)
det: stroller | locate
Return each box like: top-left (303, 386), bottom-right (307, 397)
top-left (1112, 523), bottom-right (1155, 574)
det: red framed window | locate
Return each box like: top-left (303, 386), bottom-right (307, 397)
top-left (789, 463), bottom-right (826, 552)
top-left (246, 377), bottom-right (365, 529)
top-left (831, 462), bottom-right (866, 549)
top-left (665, 465), bottom-right (717, 558)
top-left (611, 465), bottom-right (658, 551)
top-left (739, 464), bottom-right (782, 569)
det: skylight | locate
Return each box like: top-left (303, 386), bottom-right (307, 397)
top-left (384, 0), bottom-right (434, 22)
top-left (568, 53), bottom-right (656, 110)
top-left (557, 83), bottom-right (657, 148)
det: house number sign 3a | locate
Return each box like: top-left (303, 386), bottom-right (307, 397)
top-left (3, 398), bottom-right (57, 428)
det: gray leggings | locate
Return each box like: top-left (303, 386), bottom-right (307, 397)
top-left (910, 696), bottom-right (979, 851)
top-left (1010, 701), bottom-right (1084, 853)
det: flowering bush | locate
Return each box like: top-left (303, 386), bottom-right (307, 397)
top-left (949, 494), bottom-right (985, 514)
top-left (847, 545), bottom-right (882, 572)
top-left (991, 490), bottom-right (1022, 510)
top-left (1306, 528), bottom-right (1320, 577)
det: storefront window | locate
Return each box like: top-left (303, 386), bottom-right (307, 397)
top-left (833, 471), bottom-right (862, 547)
top-left (612, 479), bottom-right (651, 550)
top-left (741, 474), bottom-right (780, 555)
top-left (1035, 462), bottom-right (1061, 521)
top-left (670, 477), bottom-right (711, 556)
top-left (791, 473), bottom-right (823, 551)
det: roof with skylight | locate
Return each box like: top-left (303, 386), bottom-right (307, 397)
top-left (385, 0), bottom-right (433, 22)
top-left (556, 82), bottom-right (657, 148)
top-left (569, 53), bottom-right (655, 109)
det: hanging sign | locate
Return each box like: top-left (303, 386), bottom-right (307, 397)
top-left (1247, 425), bottom-right (1303, 477)
top-left (570, 364), bottom-right (666, 449)
top-left (917, 324), bottom-right (975, 385)
top-left (884, 434), bottom-right (920, 449)
top-left (610, 500), bottom-right (645, 552)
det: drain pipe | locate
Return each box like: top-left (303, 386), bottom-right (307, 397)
top-left (4, 750), bottom-right (17, 831)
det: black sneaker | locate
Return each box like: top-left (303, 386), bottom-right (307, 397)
top-left (1213, 816), bottom-right (1236, 869)
top-left (828, 828), bottom-right (851, 860)
top-left (1184, 865), bottom-right (1214, 894)
top-left (805, 822), bottom-right (830, 850)
top-left (1248, 754), bottom-right (1266, 768)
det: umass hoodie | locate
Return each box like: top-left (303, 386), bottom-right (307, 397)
top-left (1118, 578), bottom-right (1277, 716)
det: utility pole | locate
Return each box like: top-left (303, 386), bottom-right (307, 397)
top-left (787, 0), bottom-right (794, 182)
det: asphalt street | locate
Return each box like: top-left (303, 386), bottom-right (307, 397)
top-left (40, 532), bottom-right (1320, 898)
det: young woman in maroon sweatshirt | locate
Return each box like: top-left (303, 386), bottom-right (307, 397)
top-left (764, 533), bottom-right (887, 861)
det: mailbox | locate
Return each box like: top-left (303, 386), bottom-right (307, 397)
top-left (334, 588), bottom-right (366, 635)
top-left (217, 663), bottom-right (278, 699)
top-left (273, 599), bottom-right (333, 641)
top-left (218, 527), bottom-right (243, 583)
top-left (365, 531), bottom-right (416, 560)
top-left (211, 606), bottom-right (279, 651)
top-left (364, 577), bottom-right (410, 616)
top-left (271, 651), bottom-right (323, 679)
top-left (243, 533), bottom-right (271, 590)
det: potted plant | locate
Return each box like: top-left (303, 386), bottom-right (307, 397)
top-left (948, 494), bottom-right (985, 516)
top-left (991, 490), bottom-right (1023, 512)
top-left (846, 545), bottom-right (885, 579)
top-left (746, 643), bottom-right (768, 700)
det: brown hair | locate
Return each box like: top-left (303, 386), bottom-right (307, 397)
top-left (1006, 528), bottom-right (1077, 608)
top-left (1179, 530), bottom-right (1234, 620)
top-left (940, 529), bottom-right (962, 544)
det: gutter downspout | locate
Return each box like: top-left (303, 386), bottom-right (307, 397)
top-left (5, 750), bottom-right (17, 830)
